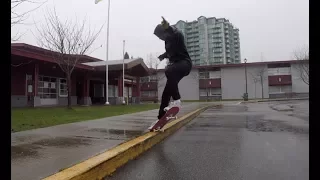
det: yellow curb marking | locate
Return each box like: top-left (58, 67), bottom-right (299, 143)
top-left (43, 105), bottom-right (214, 180)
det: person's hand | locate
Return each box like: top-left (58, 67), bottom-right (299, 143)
top-left (161, 16), bottom-right (169, 29)
top-left (158, 54), bottom-right (166, 61)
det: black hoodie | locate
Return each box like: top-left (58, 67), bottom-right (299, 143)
top-left (154, 24), bottom-right (192, 65)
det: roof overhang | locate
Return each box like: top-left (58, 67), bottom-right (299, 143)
top-left (157, 60), bottom-right (309, 72)
top-left (11, 47), bottom-right (94, 70)
top-left (82, 58), bottom-right (149, 77)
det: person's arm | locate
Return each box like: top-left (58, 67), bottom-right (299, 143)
top-left (160, 17), bottom-right (182, 59)
top-left (164, 27), bottom-right (182, 58)
top-left (158, 52), bottom-right (168, 61)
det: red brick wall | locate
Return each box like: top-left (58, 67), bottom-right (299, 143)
top-left (11, 63), bottom-right (35, 95)
top-left (38, 63), bottom-right (65, 78)
top-left (11, 69), bottom-right (26, 95)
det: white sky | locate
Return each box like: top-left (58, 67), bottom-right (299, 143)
top-left (12, 0), bottom-right (309, 69)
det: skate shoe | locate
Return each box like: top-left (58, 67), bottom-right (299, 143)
top-left (164, 99), bottom-right (181, 111)
top-left (148, 120), bottom-right (159, 130)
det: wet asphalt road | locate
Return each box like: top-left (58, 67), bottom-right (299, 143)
top-left (11, 103), bottom-right (211, 180)
top-left (106, 101), bottom-right (309, 180)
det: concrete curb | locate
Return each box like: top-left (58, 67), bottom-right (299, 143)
top-left (241, 97), bottom-right (309, 104)
top-left (42, 105), bottom-right (213, 180)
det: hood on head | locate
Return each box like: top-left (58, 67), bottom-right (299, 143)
top-left (154, 24), bottom-right (166, 41)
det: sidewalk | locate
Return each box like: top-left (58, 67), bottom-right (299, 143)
top-left (11, 102), bottom-right (212, 180)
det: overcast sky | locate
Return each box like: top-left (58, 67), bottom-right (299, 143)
top-left (12, 0), bottom-right (309, 68)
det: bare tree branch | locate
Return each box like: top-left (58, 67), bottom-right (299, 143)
top-left (293, 46), bottom-right (309, 85)
top-left (34, 8), bottom-right (103, 108)
top-left (145, 53), bottom-right (166, 87)
top-left (249, 66), bottom-right (267, 99)
top-left (11, 0), bottom-right (47, 41)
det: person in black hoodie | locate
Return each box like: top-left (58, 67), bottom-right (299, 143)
top-left (149, 17), bottom-right (192, 128)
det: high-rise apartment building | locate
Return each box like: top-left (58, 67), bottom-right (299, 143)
top-left (174, 16), bottom-right (241, 66)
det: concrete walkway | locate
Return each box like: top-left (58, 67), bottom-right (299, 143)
top-left (11, 102), bottom-right (213, 180)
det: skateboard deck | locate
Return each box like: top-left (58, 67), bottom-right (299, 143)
top-left (148, 107), bottom-right (180, 132)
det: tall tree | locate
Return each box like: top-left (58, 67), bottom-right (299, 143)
top-left (249, 67), bottom-right (267, 99)
top-left (35, 8), bottom-right (103, 108)
top-left (145, 53), bottom-right (166, 99)
top-left (293, 46), bottom-right (309, 85)
top-left (124, 52), bottom-right (129, 59)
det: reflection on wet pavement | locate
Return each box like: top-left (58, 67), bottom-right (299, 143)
top-left (32, 137), bottom-right (91, 147)
top-left (12, 144), bottom-right (43, 161)
top-left (86, 128), bottom-right (145, 140)
top-left (106, 100), bottom-right (309, 180)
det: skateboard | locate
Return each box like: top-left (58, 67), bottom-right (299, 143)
top-left (148, 107), bottom-right (180, 132)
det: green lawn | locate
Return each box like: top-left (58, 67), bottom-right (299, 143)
top-left (11, 104), bottom-right (159, 132)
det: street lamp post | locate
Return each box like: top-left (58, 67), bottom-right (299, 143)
top-left (122, 40), bottom-right (126, 105)
top-left (104, 0), bottom-right (111, 105)
top-left (244, 58), bottom-right (248, 101)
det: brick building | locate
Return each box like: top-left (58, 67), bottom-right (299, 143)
top-left (11, 43), bottom-right (149, 107)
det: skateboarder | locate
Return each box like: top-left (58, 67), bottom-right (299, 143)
top-left (151, 17), bottom-right (192, 126)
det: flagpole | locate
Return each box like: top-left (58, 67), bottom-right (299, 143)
top-left (122, 40), bottom-right (126, 104)
top-left (105, 0), bottom-right (110, 105)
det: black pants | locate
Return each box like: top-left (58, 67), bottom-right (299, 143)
top-left (158, 60), bottom-right (192, 119)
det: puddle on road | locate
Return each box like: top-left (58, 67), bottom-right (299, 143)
top-left (208, 105), bottom-right (248, 112)
top-left (197, 123), bottom-right (223, 128)
top-left (186, 113), bottom-right (308, 135)
top-left (185, 115), bottom-right (249, 131)
top-left (88, 128), bottom-right (145, 140)
top-left (110, 120), bottom-right (151, 124)
top-left (32, 137), bottom-right (91, 148)
top-left (11, 144), bottom-right (43, 161)
top-left (12, 137), bottom-right (92, 160)
top-left (246, 117), bottom-right (309, 134)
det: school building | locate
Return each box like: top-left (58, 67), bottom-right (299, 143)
top-left (140, 60), bottom-right (309, 101)
top-left (11, 43), bottom-right (309, 107)
top-left (11, 43), bottom-right (149, 107)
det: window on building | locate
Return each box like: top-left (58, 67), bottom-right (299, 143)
top-left (26, 74), bottom-right (32, 81)
top-left (140, 76), bottom-right (150, 83)
top-left (38, 76), bottom-right (58, 99)
top-left (129, 87), bottom-right (132, 97)
top-left (150, 75), bottom-right (158, 82)
top-left (141, 91), bottom-right (156, 97)
top-left (114, 86), bottom-right (118, 97)
top-left (199, 89), bottom-right (208, 96)
top-left (269, 85), bottom-right (292, 94)
top-left (210, 88), bottom-right (222, 96)
top-left (59, 78), bottom-right (68, 97)
top-left (268, 67), bottom-right (291, 76)
top-left (123, 86), bottom-right (128, 98)
top-left (108, 85), bottom-right (115, 97)
top-left (199, 71), bottom-right (209, 79)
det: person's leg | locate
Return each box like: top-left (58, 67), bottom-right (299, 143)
top-left (168, 61), bottom-right (192, 101)
top-left (157, 61), bottom-right (192, 119)
top-left (158, 80), bottom-right (171, 119)
top-left (157, 62), bottom-right (182, 119)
